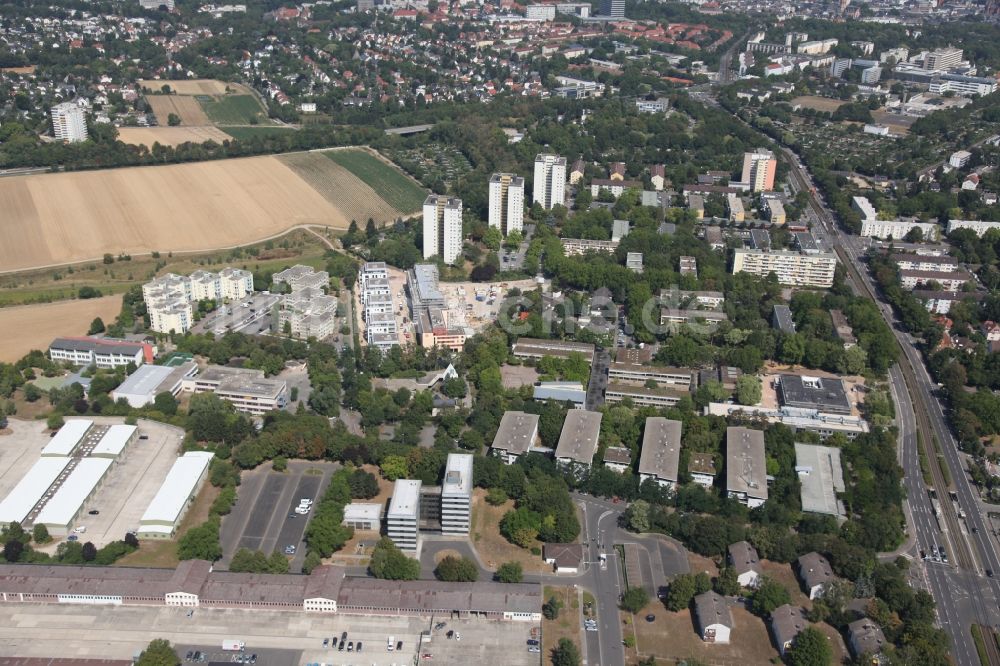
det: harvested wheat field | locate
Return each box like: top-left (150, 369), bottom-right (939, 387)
top-left (278, 152), bottom-right (401, 224)
top-left (0, 295), bottom-right (122, 362)
top-left (117, 126), bottom-right (233, 147)
top-left (144, 95), bottom-right (211, 126)
top-left (0, 153), bottom-right (412, 272)
top-left (138, 79), bottom-right (231, 96)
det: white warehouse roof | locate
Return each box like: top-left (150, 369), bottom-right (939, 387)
top-left (91, 424), bottom-right (137, 458)
top-left (140, 452), bottom-right (215, 528)
top-left (36, 457), bottom-right (114, 528)
top-left (0, 457), bottom-right (71, 525)
top-left (41, 419), bottom-right (93, 457)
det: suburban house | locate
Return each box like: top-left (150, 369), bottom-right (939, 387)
top-left (796, 552), bottom-right (835, 599)
top-left (770, 604), bottom-right (808, 656)
top-left (848, 618), bottom-right (887, 664)
top-left (727, 541), bottom-right (762, 588)
top-left (694, 591), bottom-right (733, 644)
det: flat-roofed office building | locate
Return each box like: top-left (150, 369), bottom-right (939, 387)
top-left (387, 479), bottom-right (422, 551)
top-left (441, 454), bottom-right (473, 535)
top-left (607, 362), bottom-right (694, 389)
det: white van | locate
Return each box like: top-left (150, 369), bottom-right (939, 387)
top-left (74, 526), bottom-right (87, 534)
top-left (387, 636), bottom-right (395, 651)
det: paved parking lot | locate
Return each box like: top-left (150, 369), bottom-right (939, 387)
top-left (0, 603), bottom-right (539, 666)
top-left (194, 293), bottom-right (283, 336)
top-left (220, 461), bottom-right (339, 571)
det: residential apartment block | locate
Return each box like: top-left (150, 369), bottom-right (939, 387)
top-left (51, 101), bottom-right (88, 142)
top-left (274, 266), bottom-right (336, 340)
top-left (638, 417), bottom-right (681, 490)
top-left (490, 411), bottom-right (540, 464)
top-left (533, 153), bottom-right (566, 209)
top-left (861, 218), bottom-right (939, 240)
top-left (891, 253), bottom-right (959, 273)
top-left (946, 219), bottom-right (1000, 237)
top-left (607, 362), bottom-right (694, 389)
top-left (422, 195), bottom-right (463, 265)
top-left (489, 173), bottom-right (525, 236)
top-left (561, 238), bottom-right (619, 255)
top-left (726, 427), bottom-right (768, 508)
top-left (741, 149), bottom-right (777, 192)
top-left (898, 269), bottom-right (972, 292)
top-left (142, 267), bottom-right (255, 334)
top-left (731, 249), bottom-right (837, 288)
top-left (554, 410), bottom-right (602, 477)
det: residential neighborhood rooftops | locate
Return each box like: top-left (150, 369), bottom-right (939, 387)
top-left (797, 552), bottom-right (835, 591)
top-left (727, 541), bottom-right (760, 577)
top-left (771, 604), bottom-right (807, 654)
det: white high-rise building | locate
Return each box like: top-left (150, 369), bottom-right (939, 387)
top-left (488, 173), bottom-right (525, 236)
top-left (533, 154), bottom-right (566, 209)
top-left (50, 102), bottom-right (88, 143)
top-left (422, 195), bottom-right (463, 265)
top-left (387, 479), bottom-right (422, 551)
top-left (441, 453), bottom-right (473, 535)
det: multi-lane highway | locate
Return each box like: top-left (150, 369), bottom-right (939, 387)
top-left (782, 147), bottom-right (1000, 661)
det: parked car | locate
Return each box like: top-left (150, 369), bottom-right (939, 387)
top-left (88, 510), bottom-right (99, 515)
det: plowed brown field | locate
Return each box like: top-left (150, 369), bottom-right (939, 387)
top-left (0, 153), bottom-right (404, 272)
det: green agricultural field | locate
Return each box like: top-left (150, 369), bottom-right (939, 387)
top-left (222, 126), bottom-right (297, 141)
top-left (324, 149), bottom-right (427, 214)
top-left (199, 94), bottom-right (269, 125)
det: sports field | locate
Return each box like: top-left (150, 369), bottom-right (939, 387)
top-left (0, 151), bottom-right (420, 272)
top-left (325, 148), bottom-right (427, 213)
top-left (0, 295), bottom-right (122, 362)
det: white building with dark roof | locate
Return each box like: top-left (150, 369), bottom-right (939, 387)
top-left (554, 410), bottom-right (602, 477)
top-left (727, 541), bottom-right (761, 588)
top-left (694, 591), bottom-right (733, 643)
top-left (797, 552), bottom-right (835, 599)
top-left (638, 417), bottom-right (681, 490)
top-left (726, 427), bottom-right (767, 508)
top-left (48, 337), bottom-right (149, 369)
top-left (491, 411), bottom-right (540, 464)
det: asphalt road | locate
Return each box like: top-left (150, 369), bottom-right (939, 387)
top-left (586, 349), bottom-right (610, 410)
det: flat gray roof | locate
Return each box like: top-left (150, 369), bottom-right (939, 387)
top-left (443, 453), bottom-right (473, 497)
top-left (779, 374), bottom-right (852, 414)
top-left (726, 427), bottom-right (767, 500)
top-left (795, 443), bottom-right (845, 517)
top-left (492, 411), bottom-right (540, 456)
top-left (387, 479), bottom-right (422, 519)
top-left (638, 417), bottom-right (681, 482)
top-left (113, 365), bottom-right (176, 398)
top-left (554, 410), bottom-right (602, 465)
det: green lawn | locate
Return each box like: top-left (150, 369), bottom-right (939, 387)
top-left (324, 149), bottom-right (427, 214)
top-left (200, 95), bottom-right (269, 125)
top-left (222, 126), bottom-right (297, 141)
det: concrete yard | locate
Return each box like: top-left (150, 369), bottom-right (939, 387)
top-left (71, 419), bottom-right (185, 547)
top-left (0, 419), bottom-right (50, 499)
top-left (0, 603), bottom-right (541, 666)
top-left (219, 461), bottom-right (339, 572)
top-left (0, 417), bottom-right (184, 548)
